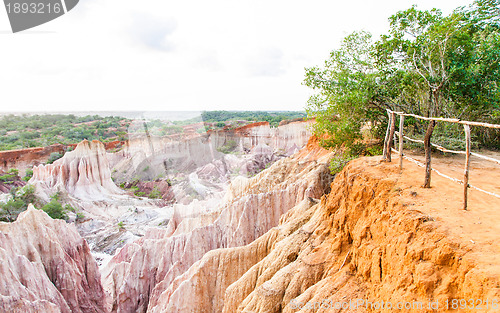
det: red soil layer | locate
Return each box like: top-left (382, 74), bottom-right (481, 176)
top-left (0, 141), bottom-right (125, 174)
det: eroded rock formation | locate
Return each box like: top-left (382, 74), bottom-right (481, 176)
top-left (153, 157), bottom-right (500, 313)
top-left (0, 144), bottom-right (65, 175)
top-left (30, 140), bottom-right (124, 201)
top-left (0, 205), bottom-right (106, 313)
top-left (101, 138), bottom-right (333, 313)
top-left (3, 129), bottom-right (497, 313)
top-left (111, 120), bottom-right (313, 184)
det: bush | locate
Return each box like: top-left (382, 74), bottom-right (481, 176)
top-left (0, 198), bottom-right (24, 222)
top-left (0, 185), bottom-right (38, 222)
top-left (23, 168), bottom-right (33, 181)
top-left (217, 140), bottom-right (237, 154)
top-left (329, 153), bottom-right (356, 175)
top-left (47, 152), bottom-right (63, 164)
top-left (7, 168), bottom-right (19, 176)
top-left (41, 200), bottom-right (68, 220)
top-left (18, 185), bottom-right (37, 205)
top-left (366, 145), bottom-right (383, 156)
top-left (0, 173), bottom-right (15, 182)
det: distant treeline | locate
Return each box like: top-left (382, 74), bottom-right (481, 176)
top-left (173, 111), bottom-right (307, 127)
top-left (0, 111), bottom-right (306, 151)
top-left (201, 111), bottom-right (306, 125)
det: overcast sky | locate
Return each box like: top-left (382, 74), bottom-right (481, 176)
top-left (0, 0), bottom-right (473, 112)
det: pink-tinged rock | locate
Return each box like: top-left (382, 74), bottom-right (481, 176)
top-left (0, 205), bottom-right (107, 313)
top-left (30, 140), bottom-right (124, 201)
top-left (102, 144), bottom-right (333, 313)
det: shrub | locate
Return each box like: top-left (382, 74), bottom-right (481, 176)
top-left (64, 204), bottom-right (76, 212)
top-left (0, 185), bottom-right (38, 222)
top-left (0, 168), bottom-right (19, 182)
top-left (329, 153), bottom-right (355, 175)
top-left (7, 168), bottom-right (19, 176)
top-left (0, 199), bottom-right (24, 222)
top-left (217, 140), bottom-right (237, 154)
top-left (41, 200), bottom-right (68, 220)
top-left (0, 173), bottom-right (15, 182)
top-left (18, 185), bottom-right (37, 205)
top-left (23, 168), bottom-right (33, 181)
top-left (47, 152), bottom-right (63, 164)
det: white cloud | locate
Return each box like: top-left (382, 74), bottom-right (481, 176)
top-left (131, 13), bottom-right (177, 52)
top-left (246, 47), bottom-right (286, 77)
top-left (0, 0), bottom-right (474, 112)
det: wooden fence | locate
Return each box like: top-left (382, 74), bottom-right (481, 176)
top-left (382, 109), bottom-right (500, 210)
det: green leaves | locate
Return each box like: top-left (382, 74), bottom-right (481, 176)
top-left (304, 0), bottom-right (500, 151)
top-left (304, 31), bottom-right (386, 154)
top-left (41, 199), bottom-right (69, 220)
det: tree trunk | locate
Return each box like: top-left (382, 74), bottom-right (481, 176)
top-left (382, 112), bottom-right (391, 161)
top-left (423, 120), bottom-right (436, 188)
top-left (463, 125), bottom-right (471, 210)
top-left (386, 112), bottom-right (396, 162)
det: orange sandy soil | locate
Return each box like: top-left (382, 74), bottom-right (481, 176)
top-left (379, 150), bottom-right (500, 283)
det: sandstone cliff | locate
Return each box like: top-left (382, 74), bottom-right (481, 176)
top-left (101, 138), bottom-right (333, 313)
top-left (151, 157), bottom-right (500, 313)
top-left (111, 120), bottom-right (313, 184)
top-left (0, 205), bottom-right (106, 313)
top-left (0, 141), bottom-right (124, 178)
top-left (0, 144), bottom-right (65, 175)
top-left (30, 140), bottom-right (124, 202)
top-left (3, 132), bottom-right (498, 313)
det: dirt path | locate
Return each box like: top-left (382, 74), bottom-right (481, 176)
top-left (377, 150), bottom-right (500, 285)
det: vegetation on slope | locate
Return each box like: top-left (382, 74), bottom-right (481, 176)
top-left (0, 184), bottom-right (75, 222)
top-left (0, 114), bottom-right (131, 150)
top-left (305, 0), bottom-right (500, 155)
top-left (0, 168), bottom-right (75, 222)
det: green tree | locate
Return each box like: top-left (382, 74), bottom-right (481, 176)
top-left (23, 168), bottom-right (33, 181)
top-left (0, 185), bottom-right (38, 222)
top-left (304, 31), bottom-right (387, 155)
top-left (41, 199), bottom-right (68, 220)
top-left (305, 0), bottom-right (500, 159)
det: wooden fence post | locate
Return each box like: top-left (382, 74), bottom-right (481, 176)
top-left (382, 111), bottom-right (392, 161)
top-left (463, 125), bottom-right (471, 210)
top-left (423, 120), bottom-right (436, 188)
top-left (386, 112), bottom-right (396, 162)
top-left (399, 115), bottom-right (405, 171)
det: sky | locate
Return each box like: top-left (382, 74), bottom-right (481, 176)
top-left (0, 0), bottom-right (474, 112)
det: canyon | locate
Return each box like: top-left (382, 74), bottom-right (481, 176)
top-left (1, 120), bottom-right (500, 312)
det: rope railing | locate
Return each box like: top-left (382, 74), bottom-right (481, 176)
top-left (382, 109), bottom-right (500, 210)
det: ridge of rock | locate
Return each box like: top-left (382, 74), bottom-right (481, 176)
top-left (30, 140), bottom-right (124, 201)
top-left (156, 157), bottom-right (500, 312)
top-left (101, 139), bottom-right (334, 313)
top-left (0, 205), bottom-right (106, 313)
